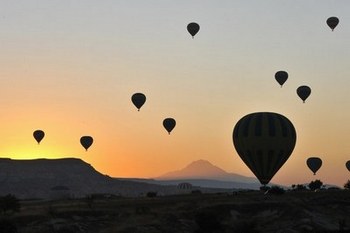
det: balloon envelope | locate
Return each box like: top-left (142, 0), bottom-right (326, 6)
top-left (177, 182), bottom-right (193, 190)
top-left (33, 130), bottom-right (45, 144)
top-left (163, 118), bottom-right (176, 134)
top-left (80, 136), bottom-right (93, 151)
top-left (346, 161), bottom-right (350, 172)
top-left (187, 22), bottom-right (200, 38)
top-left (131, 93), bottom-right (146, 111)
top-left (275, 71), bottom-right (288, 87)
top-left (232, 112), bottom-right (297, 185)
top-left (327, 17), bottom-right (339, 31)
top-left (307, 157), bottom-right (322, 175)
top-left (297, 85), bottom-right (311, 103)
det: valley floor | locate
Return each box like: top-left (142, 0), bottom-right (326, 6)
top-left (3, 189), bottom-right (350, 233)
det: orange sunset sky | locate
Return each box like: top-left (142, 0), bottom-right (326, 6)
top-left (1, 0), bottom-right (350, 187)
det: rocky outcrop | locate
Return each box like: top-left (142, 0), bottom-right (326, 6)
top-left (0, 158), bottom-right (177, 199)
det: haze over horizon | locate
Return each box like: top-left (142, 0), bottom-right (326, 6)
top-left (1, 1), bottom-right (350, 187)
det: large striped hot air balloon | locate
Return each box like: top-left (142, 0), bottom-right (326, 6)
top-left (232, 112), bottom-right (297, 185)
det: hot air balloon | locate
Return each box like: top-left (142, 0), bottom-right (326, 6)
top-left (80, 136), bottom-right (93, 151)
top-left (307, 157), bottom-right (322, 175)
top-left (326, 17), bottom-right (339, 31)
top-left (177, 182), bottom-right (193, 190)
top-left (275, 71), bottom-right (288, 87)
top-left (297, 85), bottom-right (311, 103)
top-left (131, 93), bottom-right (146, 111)
top-left (232, 112), bottom-right (297, 185)
top-left (33, 130), bottom-right (45, 144)
top-left (163, 118), bottom-right (176, 134)
top-left (346, 160), bottom-right (350, 172)
top-left (187, 22), bottom-right (200, 38)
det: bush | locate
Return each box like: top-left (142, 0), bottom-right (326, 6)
top-left (308, 179), bottom-right (323, 191)
top-left (344, 180), bottom-right (350, 189)
top-left (0, 194), bottom-right (20, 215)
top-left (266, 186), bottom-right (285, 195)
top-left (191, 190), bottom-right (202, 194)
top-left (259, 185), bottom-right (270, 193)
top-left (292, 184), bottom-right (307, 191)
top-left (146, 191), bottom-right (157, 198)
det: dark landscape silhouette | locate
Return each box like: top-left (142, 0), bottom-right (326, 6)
top-left (0, 1), bottom-right (349, 232)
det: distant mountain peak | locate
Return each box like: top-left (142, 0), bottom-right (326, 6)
top-left (182, 160), bottom-right (227, 175)
top-left (187, 159), bottom-right (215, 166)
top-left (157, 159), bottom-right (257, 183)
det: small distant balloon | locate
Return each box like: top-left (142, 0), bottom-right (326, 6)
top-left (307, 157), bottom-right (322, 175)
top-left (297, 85), bottom-right (311, 103)
top-left (187, 22), bottom-right (200, 38)
top-left (326, 17), bottom-right (339, 31)
top-left (177, 182), bottom-right (193, 190)
top-left (163, 118), bottom-right (176, 134)
top-left (275, 71), bottom-right (288, 87)
top-left (33, 130), bottom-right (45, 144)
top-left (80, 136), bottom-right (93, 151)
top-left (131, 93), bottom-right (146, 111)
top-left (346, 161), bottom-right (350, 172)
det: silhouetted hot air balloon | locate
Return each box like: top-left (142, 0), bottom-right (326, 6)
top-left (33, 130), bottom-right (45, 144)
top-left (177, 182), bottom-right (193, 190)
top-left (327, 17), bottom-right (339, 31)
top-left (163, 118), bottom-right (176, 134)
top-left (346, 160), bottom-right (350, 172)
top-left (131, 93), bottom-right (146, 111)
top-left (80, 136), bottom-right (93, 151)
top-left (187, 22), bottom-right (200, 38)
top-left (232, 112), bottom-right (297, 185)
top-left (297, 85), bottom-right (311, 103)
top-left (275, 71), bottom-right (288, 87)
top-left (307, 157), bottom-right (322, 175)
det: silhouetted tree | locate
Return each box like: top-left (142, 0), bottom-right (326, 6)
top-left (344, 180), bottom-right (350, 189)
top-left (308, 179), bottom-right (323, 191)
top-left (296, 184), bottom-right (307, 190)
top-left (267, 186), bottom-right (285, 195)
top-left (291, 184), bottom-right (307, 191)
top-left (0, 194), bottom-right (20, 215)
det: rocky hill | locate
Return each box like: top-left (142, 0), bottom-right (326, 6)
top-left (0, 158), bottom-right (178, 199)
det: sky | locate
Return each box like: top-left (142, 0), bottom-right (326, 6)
top-left (0, 0), bottom-right (349, 187)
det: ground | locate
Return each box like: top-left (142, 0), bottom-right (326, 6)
top-left (3, 189), bottom-right (350, 233)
